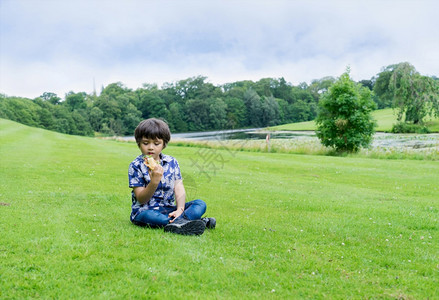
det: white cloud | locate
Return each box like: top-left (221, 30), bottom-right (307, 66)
top-left (1, 0), bottom-right (438, 98)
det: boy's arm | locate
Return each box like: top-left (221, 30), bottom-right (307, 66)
top-left (168, 180), bottom-right (186, 222)
top-left (132, 165), bottom-right (163, 205)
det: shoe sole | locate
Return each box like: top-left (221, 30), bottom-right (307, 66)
top-left (164, 219), bottom-right (206, 236)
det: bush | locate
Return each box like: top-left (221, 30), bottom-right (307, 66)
top-left (315, 69), bottom-right (377, 153)
top-left (391, 122), bottom-right (430, 134)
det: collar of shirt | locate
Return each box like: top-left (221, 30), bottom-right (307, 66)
top-left (159, 153), bottom-right (172, 165)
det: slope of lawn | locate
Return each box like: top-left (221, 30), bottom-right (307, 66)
top-left (0, 118), bottom-right (438, 298)
top-left (271, 108), bottom-right (439, 132)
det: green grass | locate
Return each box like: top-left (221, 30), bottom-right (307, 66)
top-left (270, 108), bottom-right (439, 132)
top-left (1, 118), bottom-right (438, 299)
top-left (372, 109), bottom-right (400, 132)
top-left (271, 119), bottom-right (316, 131)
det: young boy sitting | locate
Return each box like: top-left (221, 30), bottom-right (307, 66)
top-left (128, 118), bottom-right (216, 235)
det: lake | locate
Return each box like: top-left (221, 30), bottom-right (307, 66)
top-left (121, 129), bottom-right (439, 151)
top-left (171, 129), bottom-right (439, 151)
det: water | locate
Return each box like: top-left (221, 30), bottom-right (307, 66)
top-left (171, 129), bottom-right (315, 140)
top-left (171, 129), bottom-right (439, 151)
top-left (120, 129), bottom-right (439, 151)
top-left (371, 132), bottom-right (439, 150)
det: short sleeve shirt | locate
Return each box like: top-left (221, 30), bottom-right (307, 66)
top-left (128, 153), bottom-right (182, 218)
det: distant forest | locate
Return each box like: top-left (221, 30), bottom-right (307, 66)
top-left (1, 62), bottom-right (437, 136)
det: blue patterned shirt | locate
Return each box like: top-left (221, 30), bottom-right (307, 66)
top-left (128, 153), bottom-right (182, 219)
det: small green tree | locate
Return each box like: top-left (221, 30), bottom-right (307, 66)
top-left (316, 69), bottom-right (377, 153)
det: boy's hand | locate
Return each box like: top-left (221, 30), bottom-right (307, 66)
top-left (149, 164), bottom-right (164, 185)
top-left (168, 207), bottom-right (184, 223)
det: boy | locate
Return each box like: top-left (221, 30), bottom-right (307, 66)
top-left (128, 118), bottom-right (216, 235)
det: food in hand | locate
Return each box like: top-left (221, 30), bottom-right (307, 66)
top-left (143, 155), bottom-right (159, 170)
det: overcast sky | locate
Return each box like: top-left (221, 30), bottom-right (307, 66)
top-left (1, 0), bottom-right (438, 99)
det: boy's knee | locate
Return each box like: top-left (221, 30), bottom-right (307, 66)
top-left (193, 199), bottom-right (207, 209)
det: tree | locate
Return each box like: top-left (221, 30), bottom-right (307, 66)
top-left (33, 98), bottom-right (56, 130)
top-left (243, 88), bottom-right (263, 127)
top-left (224, 97), bottom-right (246, 128)
top-left (309, 76), bottom-right (336, 102)
top-left (254, 78), bottom-right (276, 97)
top-left (272, 77), bottom-right (294, 103)
top-left (316, 69), bottom-right (377, 153)
top-left (290, 100), bottom-right (314, 122)
top-left (168, 102), bottom-right (188, 132)
top-left (175, 76), bottom-right (221, 101)
top-left (373, 64), bottom-right (399, 109)
top-left (65, 91), bottom-right (87, 111)
top-left (0, 96), bottom-right (42, 127)
top-left (88, 107), bottom-right (104, 132)
top-left (40, 92), bottom-right (61, 105)
top-left (358, 79), bottom-right (374, 91)
top-left (184, 98), bottom-right (210, 131)
top-left (52, 105), bottom-right (77, 135)
top-left (209, 98), bottom-right (228, 130)
top-left (71, 111), bottom-right (93, 136)
top-left (100, 82), bottom-right (131, 99)
top-left (275, 98), bottom-right (289, 124)
top-left (288, 85), bottom-right (316, 122)
top-left (123, 103), bottom-right (142, 135)
top-left (389, 62), bottom-right (439, 124)
top-left (261, 95), bottom-right (280, 126)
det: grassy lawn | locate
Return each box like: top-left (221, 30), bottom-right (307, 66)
top-left (1, 118), bottom-right (438, 298)
top-left (271, 108), bottom-right (439, 132)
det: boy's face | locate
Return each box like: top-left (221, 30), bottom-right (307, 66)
top-left (139, 137), bottom-right (164, 161)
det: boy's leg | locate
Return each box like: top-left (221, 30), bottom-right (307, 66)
top-left (183, 199), bottom-right (216, 229)
top-left (182, 199), bottom-right (207, 220)
top-left (163, 200), bottom-right (207, 235)
top-left (132, 208), bottom-right (170, 228)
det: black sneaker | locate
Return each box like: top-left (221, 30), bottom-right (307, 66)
top-left (202, 217), bottom-right (216, 229)
top-left (164, 218), bottom-right (206, 236)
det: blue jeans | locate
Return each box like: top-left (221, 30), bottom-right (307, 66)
top-left (132, 199), bottom-right (207, 228)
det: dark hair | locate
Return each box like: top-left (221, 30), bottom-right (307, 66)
top-left (134, 118), bottom-right (171, 148)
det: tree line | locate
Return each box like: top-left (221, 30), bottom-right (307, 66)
top-left (1, 62), bottom-right (437, 136)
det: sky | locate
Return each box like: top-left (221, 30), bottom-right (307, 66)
top-left (1, 0), bottom-right (438, 99)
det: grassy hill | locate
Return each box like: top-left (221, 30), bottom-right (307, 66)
top-left (271, 108), bottom-right (439, 132)
top-left (1, 118), bottom-right (438, 298)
